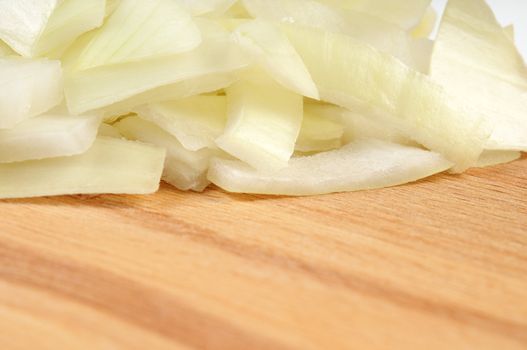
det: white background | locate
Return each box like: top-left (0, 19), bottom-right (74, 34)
top-left (431, 0), bottom-right (527, 59)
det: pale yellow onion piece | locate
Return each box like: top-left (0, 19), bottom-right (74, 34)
top-left (282, 24), bottom-right (489, 171)
top-left (98, 72), bottom-right (238, 119)
top-left (476, 150), bottom-right (521, 168)
top-left (0, 137), bottom-right (166, 199)
top-left (135, 95), bottom-right (227, 151)
top-left (208, 139), bottom-right (452, 196)
top-left (430, 0), bottom-right (527, 151)
top-left (115, 115), bottom-right (212, 192)
top-left (98, 123), bottom-right (122, 138)
top-left (75, 0), bottom-right (201, 71)
top-left (0, 57), bottom-right (63, 129)
top-left (216, 78), bottom-right (303, 171)
top-left (411, 6), bottom-right (437, 39)
top-left (0, 114), bottom-right (101, 163)
top-left (296, 103), bottom-right (344, 152)
top-left (341, 110), bottom-right (415, 147)
top-left (64, 22), bottom-right (249, 115)
top-left (317, 0), bottom-right (431, 30)
top-left (34, 0), bottom-right (106, 57)
top-left (0, 0), bottom-right (59, 57)
top-left (176, 0), bottom-right (237, 16)
top-left (232, 19), bottom-right (319, 99)
top-left (242, 0), bottom-right (429, 72)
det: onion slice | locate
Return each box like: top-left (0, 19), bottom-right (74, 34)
top-left (242, 0), bottom-right (427, 71)
top-left (216, 77), bottom-right (303, 171)
top-left (0, 137), bottom-right (166, 199)
top-left (0, 0), bottom-right (59, 56)
top-left (0, 113), bottom-right (101, 163)
top-left (282, 24), bottom-right (489, 171)
top-left (208, 139), bottom-right (452, 196)
top-left (64, 20), bottom-right (249, 114)
top-left (115, 115), bottom-right (212, 192)
top-left (232, 19), bottom-right (319, 98)
top-left (74, 0), bottom-right (201, 71)
top-left (136, 95), bottom-right (227, 151)
top-left (476, 151), bottom-right (522, 168)
top-left (296, 103), bottom-right (344, 153)
top-left (430, 0), bottom-right (527, 152)
top-left (0, 57), bottom-right (63, 128)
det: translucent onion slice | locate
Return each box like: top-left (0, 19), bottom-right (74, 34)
top-left (282, 24), bottom-right (489, 171)
top-left (476, 150), bottom-right (522, 168)
top-left (34, 0), bottom-right (106, 57)
top-left (317, 0), bottom-right (431, 30)
top-left (0, 57), bottom-right (63, 128)
top-left (0, 137), bottom-right (166, 199)
top-left (296, 103), bottom-right (344, 152)
top-left (216, 77), bottom-right (303, 171)
top-left (64, 21), bottom-right (249, 115)
top-left (73, 0), bottom-right (201, 71)
top-left (98, 72), bottom-right (237, 119)
top-left (208, 139), bottom-right (452, 196)
top-left (341, 109), bottom-right (415, 147)
top-left (0, 113), bottom-right (101, 163)
top-left (136, 95), bottom-right (227, 151)
top-left (115, 115), bottom-right (212, 192)
top-left (430, 0), bottom-right (527, 151)
top-left (232, 20), bottom-right (319, 98)
top-left (0, 0), bottom-right (59, 57)
top-left (242, 0), bottom-right (429, 71)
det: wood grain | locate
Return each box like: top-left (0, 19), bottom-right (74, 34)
top-left (0, 156), bottom-right (525, 350)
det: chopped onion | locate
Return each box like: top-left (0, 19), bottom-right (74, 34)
top-left (208, 139), bottom-right (452, 196)
top-left (232, 19), bottom-right (319, 98)
top-left (282, 24), bottom-right (489, 171)
top-left (216, 77), bottom-right (303, 171)
top-left (0, 0), bottom-right (59, 57)
top-left (0, 0), bottom-right (523, 199)
top-left (430, 0), bottom-right (527, 152)
top-left (242, 0), bottom-right (427, 71)
top-left (73, 0), bottom-right (201, 71)
top-left (0, 137), bottom-right (166, 199)
top-left (0, 113), bottom-right (101, 163)
top-left (98, 72), bottom-right (238, 119)
top-left (115, 115), bottom-right (212, 192)
top-left (296, 103), bottom-right (344, 153)
top-left (136, 95), bottom-right (227, 151)
top-left (64, 20), bottom-right (249, 114)
top-left (33, 0), bottom-right (106, 57)
top-left (0, 57), bottom-right (63, 128)
top-left (476, 150), bottom-right (522, 168)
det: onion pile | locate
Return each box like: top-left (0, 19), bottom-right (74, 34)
top-left (0, 0), bottom-right (524, 198)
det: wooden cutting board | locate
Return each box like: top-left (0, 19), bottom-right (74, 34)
top-left (0, 156), bottom-right (525, 350)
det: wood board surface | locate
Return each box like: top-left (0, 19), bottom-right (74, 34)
top-left (0, 156), bottom-right (525, 350)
